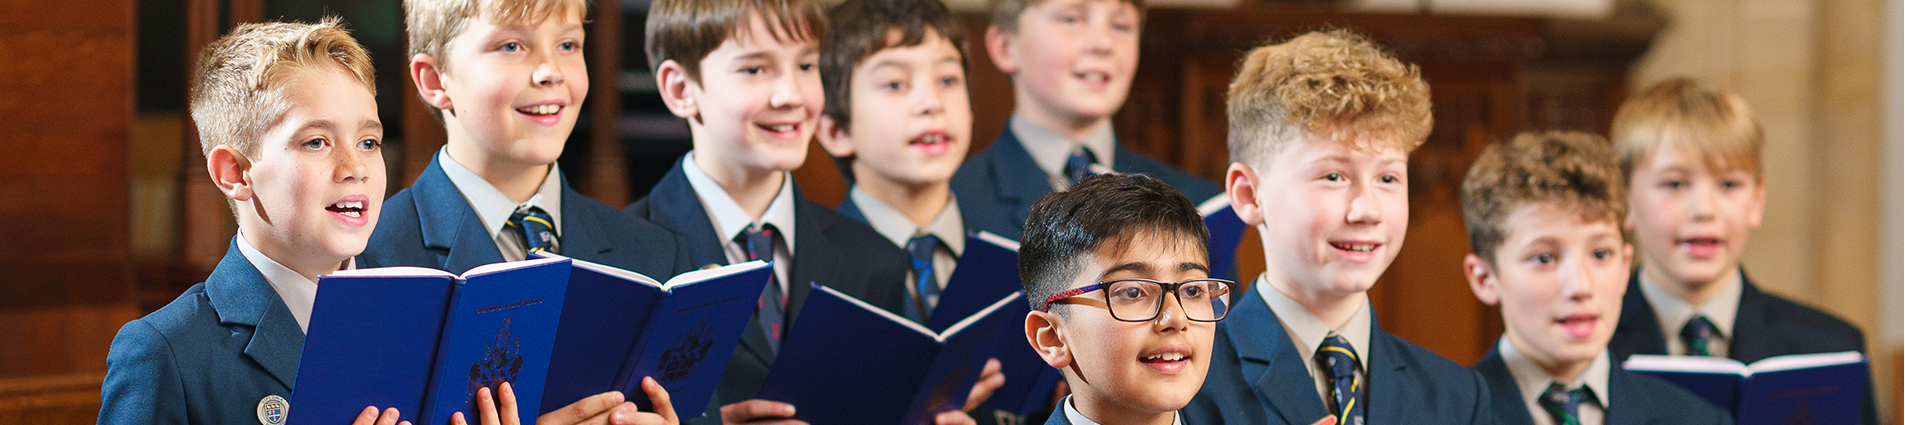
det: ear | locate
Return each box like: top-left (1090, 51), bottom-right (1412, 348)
top-left (984, 26), bottom-right (1020, 76)
top-left (1024, 311), bottom-right (1071, 369)
top-left (1463, 253), bottom-right (1501, 307)
top-left (410, 53), bottom-right (455, 113)
top-left (815, 115), bottom-right (855, 158)
top-left (655, 60), bottom-right (700, 120)
top-left (1745, 176), bottom-right (1767, 229)
top-left (206, 145), bottom-right (254, 203)
top-left (1227, 162), bottom-right (1265, 226)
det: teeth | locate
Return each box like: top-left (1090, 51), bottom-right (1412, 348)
top-left (340, 210), bottom-right (361, 218)
top-left (1145, 352), bottom-right (1185, 362)
top-left (1335, 243), bottom-right (1375, 252)
top-left (519, 104), bottom-right (559, 115)
top-left (1080, 72), bottom-right (1109, 83)
top-left (766, 124), bottom-right (795, 133)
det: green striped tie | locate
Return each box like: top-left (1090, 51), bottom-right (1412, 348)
top-left (1538, 383), bottom-right (1590, 425)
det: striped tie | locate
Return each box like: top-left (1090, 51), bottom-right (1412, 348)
top-left (505, 206), bottom-right (558, 255)
top-left (1316, 335), bottom-right (1364, 425)
top-left (741, 224), bottom-right (785, 353)
top-left (1063, 146), bottom-right (1099, 186)
top-left (903, 234), bottom-right (942, 322)
top-left (1680, 315), bottom-right (1719, 356)
top-left (1538, 383), bottom-right (1590, 425)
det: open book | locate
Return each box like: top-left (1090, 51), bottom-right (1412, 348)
top-left (535, 254), bottom-right (773, 416)
top-left (291, 257), bottom-right (572, 425)
top-left (1623, 351), bottom-right (1867, 425)
top-left (922, 232), bottom-right (1062, 420)
top-left (757, 283), bottom-right (1022, 425)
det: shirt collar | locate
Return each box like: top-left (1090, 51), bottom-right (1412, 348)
top-left (681, 152), bottom-right (799, 254)
top-left (1638, 269), bottom-right (1742, 339)
top-left (1498, 338), bottom-right (1612, 411)
top-left (437, 149), bottom-right (564, 240)
top-left (235, 231), bottom-right (339, 334)
top-left (1061, 395), bottom-right (1182, 425)
top-left (847, 186), bottom-right (966, 256)
top-left (1257, 275), bottom-right (1374, 371)
top-left (1010, 114), bottom-right (1116, 177)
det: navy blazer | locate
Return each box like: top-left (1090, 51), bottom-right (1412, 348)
top-left (1608, 270), bottom-right (1877, 424)
top-left (950, 129), bottom-right (1224, 239)
top-left (1183, 285), bottom-right (1493, 425)
top-left (627, 160), bottom-right (910, 422)
top-left (1473, 347), bottom-right (1731, 425)
top-left (357, 155), bottom-right (693, 278)
top-left (100, 240), bottom-right (305, 425)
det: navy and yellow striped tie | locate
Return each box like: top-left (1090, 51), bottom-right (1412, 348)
top-left (1680, 315), bottom-right (1719, 356)
top-left (505, 206), bottom-right (558, 255)
top-left (1538, 383), bottom-right (1591, 425)
top-left (1316, 335), bottom-right (1364, 425)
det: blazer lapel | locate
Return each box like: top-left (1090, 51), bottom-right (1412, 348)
top-left (411, 157), bottom-right (507, 273)
top-left (1365, 321), bottom-right (1416, 423)
top-left (1230, 286), bottom-right (1333, 425)
top-left (556, 173), bottom-right (615, 260)
top-left (835, 194), bottom-right (865, 223)
top-left (783, 190), bottom-right (829, 328)
top-left (1474, 348), bottom-right (1536, 425)
top-left (644, 162), bottom-right (730, 269)
top-left (205, 240), bottom-right (303, 391)
top-left (984, 131), bottom-right (1057, 236)
top-left (1728, 273), bottom-right (1776, 363)
top-left (1605, 365), bottom-right (1647, 425)
top-left (1611, 274), bottom-right (1668, 359)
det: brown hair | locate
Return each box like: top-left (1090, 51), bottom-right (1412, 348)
top-left (1609, 78), bottom-right (1764, 179)
top-left (190, 17), bottom-right (376, 158)
top-left (1461, 131), bottom-right (1627, 264)
top-left (1020, 173), bottom-right (1209, 315)
top-left (645, 0), bottom-right (828, 82)
top-left (404, 0), bottom-right (587, 120)
top-left (822, 0), bottom-right (969, 129)
top-left (1225, 29), bottom-right (1432, 168)
top-left (987, 0), bottom-right (1147, 33)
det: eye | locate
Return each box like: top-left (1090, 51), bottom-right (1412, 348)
top-left (1179, 283), bottom-right (1208, 300)
top-left (1592, 248), bottom-right (1614, 260)
top-left (1659, 179), bottom-right (1686, 190)
top-left (1379, 174), bottom-right (1400, 184)
top-left (356, 137), bottom-right (382, 152)
top-left (1111, 22), bottom-right (1136, 32)
top-left (881, 80), bottom-right (906, 92)
top-left (941, 75), bottom-right (961, 87)
top-left (500, 41), bottom-right (523, 53)
top-left (558, 41), bottom-right (579, 52)
top-left (1529, 253), bottom-right (1556, 266)
top-left (1719, 179), bottom-right (1743, 190)
top-left (742, 66), bottom-right (765, 75)
top-left (1322, 172), bottom-right (1344, 182)
top-left (301, 137), bottom-right (328, 150)
top-left (798, 62), bottom-right (816, 72)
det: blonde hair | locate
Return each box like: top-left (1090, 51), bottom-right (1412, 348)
top-left (1461, 131), bottom-right (1627, 264)
top-left (645, 0), bottom-right (827, 82)
top-left (1226, 29), bottom-right (1432, 167)
top-left (1610, 78), bottom-right (1764, 179)
top-left (986, 0), bottom-right (1146, 33)
top-left (405, 0), bottom-right (587, 118)
top-left (189, 17), bottom-right (376, 158)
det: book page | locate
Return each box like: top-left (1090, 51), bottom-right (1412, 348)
top-left (938, 292), bottom-right (1024, 342)
top-left (463, 256), bottom-right (568, 278)
top-left (663, 260), bottom-right (770, 290)
top-left (326, 266), bottom-right (456, 278)
top-left (1621, 354), bottom-right (1749, 376)
top-left (1745, 351), bottom-right (1865, 375)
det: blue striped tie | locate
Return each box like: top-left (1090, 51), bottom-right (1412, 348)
top-left (1538, 383), bottom-right (1591, 425)
top-left (1064, 147), bottom-right (1099, 186)
top-left (1680, 315), bottom-right (1719, 356)
top-left (1317, 335), bottom-right (1363, 425)
top-left (904, 234), bottom-right (942, 322)
top-left (505, 206), bottom-right (558, 255)
top-left (741, 224), bottom-right (784, 353)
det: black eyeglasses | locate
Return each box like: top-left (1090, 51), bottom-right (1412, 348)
top-left (1043, 278), bottom-right (1233, 322)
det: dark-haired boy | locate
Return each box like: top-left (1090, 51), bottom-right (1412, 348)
top-left (1017, 173), bottom-right (1229, 425)
top-left (634, 0), bottom-right (912, 423)
top-left (1459, 131), bottom-right (1729, 425)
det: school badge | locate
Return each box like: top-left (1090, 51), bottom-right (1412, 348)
top-left (468, 317), bottom-right (524, 395)
top-left (255, 394), bottom-right (288, 425)
top-left (657, 314), bottom-right (715, 382)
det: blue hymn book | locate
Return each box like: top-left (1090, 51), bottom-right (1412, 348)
top-left (532, 254), bottom-right (771, 418)
top-left (928, 232), bottom-right (1062, 420)
top-left (1198, 195), bottom-right (1248, 282)
top-left (289, 257), bottom-right (572, 425)
top-left (756, 283), bottom-right (1023, 425)
top-left (1624, 351), bottom-right (1867, 425)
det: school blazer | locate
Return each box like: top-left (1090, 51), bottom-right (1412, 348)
top-left (949, 129), bottom-right (1224, 239)
top-left (1183, 285), bottom-right (1493, 425)
top-left (626, 161), bottom-right (910, 422)
top-left (99, 241), bottom-right (303, 425)
top-left (357, 155), bottom-right (693, 279)
top-left (1472, 347), bottom-right (1731, 425)
top-left (1608, 270), bottom-right (1877, 425)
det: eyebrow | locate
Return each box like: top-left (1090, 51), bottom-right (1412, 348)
top-left (1096, 261), bottom-right (1210, 280)
top-left (359, 119), bottom-right (384, 133)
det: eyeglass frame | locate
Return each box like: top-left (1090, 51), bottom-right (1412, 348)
top-left (1041, 277), bottom-right (1235, 322)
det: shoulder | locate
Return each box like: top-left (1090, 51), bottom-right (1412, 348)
top-left (1381, 333), bottom-right (1485, 384)
top-left (113, 284), bottom-right (218, 349)
top-left (359, 187), bottom-right (426, 267)
top-left (571, 194), bottom-right (676, 241)
top-left (1752, 290), bottom-right (1865, 345)
top-left (804, 200), bottom-right (902, 260)
top-left (1113, 149), bottom-right (1222, 201)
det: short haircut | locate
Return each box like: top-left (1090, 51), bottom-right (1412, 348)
top-left (820, 0), bottom-right (970, 182)
top-left (1019, 173), bottom-right (1210, 316)
top-left (1609, 78), bottom-right (1764, 179)
top-left (190, 17), bottom-right (376, 158)
top-left (1226, 29), bottom-right (1432, 168)
top-left (405, 0), bottom-right (587, 120)
top-left (987, 0), bottom-right (1147, 33)
top-left (1460, 131), bottom-right (1627, 264)
top-left (646, 0), bottom-right (828, 82)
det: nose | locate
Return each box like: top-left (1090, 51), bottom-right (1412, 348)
top-left (1561, 256), bottom-right (1594, 301)
top-left (913, 79), bottom-right (944, 116)
top-left (1154, 293), bottom-right (1190, 331)
top-left (334, 145), bottom-right (371, 184)
top-left (1688, 180), bottom-right (1718, 221)
top-left (768, 71), bottom-right (809, 110)
top-left (532, 52), bottom-right (565, 87)
top-left (1346, 182), bottom-right (1383, 225)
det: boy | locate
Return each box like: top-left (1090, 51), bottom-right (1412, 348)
top-left (364, 0), bottom-right (695, 421)
top-left (1018, 173), bottom-right (1226, 425)
top-left (1182, 30), bottom-right (1492, 425)
top-left (1459, 131), bottom-right (1729, 425)
top-left (1606, 78), bottom-right (1877, 424)
top-left (97, 19), bottom-right (594, 425)
top-left (634, 0), bottom-right (911, 422)
top-left (950, 0), bottom-right (1222, 239)
top-left (814, 0), bottom-right (1008, 422)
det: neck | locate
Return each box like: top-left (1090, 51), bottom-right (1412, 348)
top-left (1072, 393), bottom-right (1175, 425)
top-left (1014, 92), bottom-right (1110, 143)
top-left (695, 153), bottom-right (786, 220)
top-left (1643, 263), bottom-right (1737, 306)
top-left (445, 138), bottom-right (551, 203)
top-left (238, 225), bottom-right (344, 284)
top-left (856, 174), bottom-right (951, 227)
top-left (1508, 335), bottom-right (1594, 382)
top-left (1262, 273), bottom-right (1367, 330)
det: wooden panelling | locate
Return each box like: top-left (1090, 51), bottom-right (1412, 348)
top-left (0, 371), bottom-right (106, 425)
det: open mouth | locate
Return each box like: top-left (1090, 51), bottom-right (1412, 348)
top-left (1075, 70), bottom-right (1111, 85)
top-left (1138, 345), bottom-right (1192, 374)
top-left (1329, 242), bottom-right (1378, 253)
top-left (1556, 314), bottom-right (1598, 339)
top-left (326, 200), bottom-right (365, 218)
top-left (1677, 237), bottom-right (1722, 258)
top-left (516, 104), bottom-right (561, 116)
top-left (756, 122), bottom-right (802, 139)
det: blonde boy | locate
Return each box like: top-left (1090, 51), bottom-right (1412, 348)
top-left (634, 0), bottom-right (913, 423)
top-left (1606, 78), bottom-right (1876, 424)
top-left (1182, 30), bottom-right (1492, 425)
top-left (99, 19), bottom-right (409, 425)
top-left (1460, 131), bottom-right (1728, 425)
top-left (364, 0), bottom-right (694, 422)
